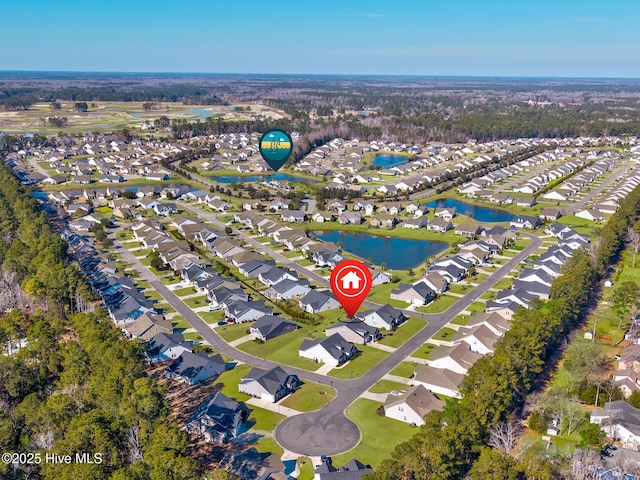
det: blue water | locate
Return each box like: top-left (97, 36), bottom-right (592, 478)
top-left (129, 113), bottom-right (143, 118)
top-left (424, 198), bottom-right (515, 223)
top-left (182, 108), bottom-right (214, 119)
top-left (124, 184), bottom-right (195, 192)
top-left (313, 231), bottom-right (447, 269)
top-left (212, 173), bottom-right (318, 184)
top-left (372, 154), bottom-right (408, 168)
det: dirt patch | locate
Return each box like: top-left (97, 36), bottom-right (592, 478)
top-left (146, 363), bottom-right (236, 470)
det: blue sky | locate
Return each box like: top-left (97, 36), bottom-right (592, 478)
top-left (1, 0), bottom-right (639, 77)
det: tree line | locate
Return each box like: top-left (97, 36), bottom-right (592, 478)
top-left (369, 184), bottom-right (640, 479)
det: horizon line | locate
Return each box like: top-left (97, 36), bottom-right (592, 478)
top-left (1, 70), bottom-right (640, 81)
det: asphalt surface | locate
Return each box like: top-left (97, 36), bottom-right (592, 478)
top-left (112, 207), bottom-right (541, 455)
top-left (562, 162), bottom-right (631, 214)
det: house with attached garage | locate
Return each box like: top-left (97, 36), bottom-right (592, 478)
top-left (590, 400), bottom-right (640, 448)
top-left (299, 334), bottom-right (359, 367)
top-left (428, 343), bottom-right (482, 375)
top-left (452, 324), bottom-right (501, 355)
top-left (250, 315), bottom-right (298, 342)
top-left (238, 366), bottom-right (302, 403)
top-left (412, 364), bottom-right (464, 399)
top-left (510, 215), bottom-right (543, 230)
top-left (358, 304), bottom-right (407, 331)
top-left (153, 202), bottom-right (178, 216)
top-left (434, 207), bottom-right (456, 220)
top-left (402, 217), bottom-right (428, 229)
top-left (325, 321), bottom-right (380, 345)
top-left (165, 351), bottom-right (225, 385)
top-left (312, 249), bottom-right (345, 268)
top-left (390, 281), bottom-right (436, 306)
top-left (146, 333), bottom-right (192, 363)
top-left (121, 313), bottom-right (173, 341)
top-left (258, 266), bottom-right (298, 286)
top-left (427, 217), bottom-right (453, 232)
top-left (384, 384), bottom-right (445, 426)
top-left (238, 259), bottom-right (276, 277)
top-left (184, 392), bottom-right (249, 443)
top-left (264, 278), bottom-right (311, 300)
top-left (224, 300), bottom-right (271, 323)
top-left (299, 290), bottom-right (340, 314)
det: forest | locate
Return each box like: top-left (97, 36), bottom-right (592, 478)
top-left (0, 164), bottom-right (202, 480)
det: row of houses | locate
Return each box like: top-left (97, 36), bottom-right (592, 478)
top-left (411, 225), bottom-right (589, 403)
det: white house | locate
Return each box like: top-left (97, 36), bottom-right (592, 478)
top-left (384, 385), bottom-right (444, 426)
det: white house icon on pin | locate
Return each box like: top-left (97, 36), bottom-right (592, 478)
top-left (341, 271), bottom-right (361, 290)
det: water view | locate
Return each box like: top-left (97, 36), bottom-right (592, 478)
top-left (212, 173), bottom-right (319, 184)
top-left (372, 154), bottom-right (408, 168)
top-left (312, 230), bottom-right (447, 270)
top-left (424, 198), bottom-right (515, 223)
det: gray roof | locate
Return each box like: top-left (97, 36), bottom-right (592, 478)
top-left (300, 289), bottom-right (336, 310)
top-left (315, 458), bottom-right (374, 480)
top-left (260, 266), bottom-right (298, 283)
top-left (300, 334), bottom-right (359, 361)
top-left (252, 315), bottom-right (298, 338)
top-left (165, 351), bottom-right (224, 379)
top-left (240, 366), bottom-right (300, 396)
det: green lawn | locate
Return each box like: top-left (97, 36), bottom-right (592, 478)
top-left (451, 315), bottom-right (469, 326)
top-left (216, 364), bottom-right (252, 401)
top-left (247, 407), bottom-right (286, 432)
top-left (447, 283), bottom-right (473, 295)
top-left (297, 457), bottom-right (314, 480)
top-left (432, 327), bottom-right (457, 342)
top-left (368, 282), bottom-right (408, 308)
top-left (155, 303), bottom-right (175, 314)
top-left (378, 317), bottom-right (426, 348)
top-left (159, 275), bottom-right (182, 285)
top-left (331, 399), bottom-right (418, 469)
top-left (144, 290), bottom-right (164, 302)
top-left (199, 310), bottom-right (224, 324)
top-left (236, 331), bottom-right (323, 371)
top-left (389, 361), bottom-right (417, 379)
top-left (368, 380), bottom-right (408, 394)
top-left (328, 346), bottom-right (390, 379)
top-left (493, 277), bottom-right (513, 290)
top-left (296, 258), bottom-right (315, 267)
top-left (171, 316), bottom-right (189, 330)
top-left (254, 436), bottom-right (283, 457)
top-left (279, 381), bottom-right (336, 412)
top-left (417, 294), bottom-right (459, 313)
top-left (173, 286), bottom-right (197, 296)
top-left (183, 295), bottom-right (209, 308)
top-left (411, 343), bottom-right (437, 360)
top-left (466, 302), bottom-right (486, 313)
top-left (217, 322), bottom-right (252, 342)
top-left (183, 332), bottom-right (203, 341)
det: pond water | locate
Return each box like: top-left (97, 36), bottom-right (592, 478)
top-left (372, 154), bottom-right (408, 168)
top-left (424, 198), bottom-right (515, 223)
top-left (312, 230), bottom-right (448, 270)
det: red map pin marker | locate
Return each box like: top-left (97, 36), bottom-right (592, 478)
top-left (330, 260), bottom-right (373, 319)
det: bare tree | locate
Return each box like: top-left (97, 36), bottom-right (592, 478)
top-left (33, 430), bottom-right (55, 450)
top-left (488, 418), bottom-right (522, 455)
top-left (127, 425), bottom-right (144, 463)
top-left (627, 226), bottom-right (640, 268)
top-left (571, 448), bottom-right (602, 480)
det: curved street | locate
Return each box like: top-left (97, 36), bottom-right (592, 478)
top-left (112, 218), bottom-right (541, 455)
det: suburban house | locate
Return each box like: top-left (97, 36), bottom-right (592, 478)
top-left (325, 321), bottom-right (380, 345)
top-left (427, 217), bottom-right (453, 232)
top-left (452, 324), bottom-right (501, 355)
top-left (428, 343), bottom-right (483, 375)
top-left (358, 304), bottom-right (407, 331)
top-left (250, 315), bottom-right (299, 341)
top-left (146, 333), bottom-right (192, 363)
top-left (184, 392), bottom-right (249, 443)
top-left (434, 207), bottom-right (456, 220)
top-left (390, 281), bottom-right (436, 306)
top-left (299, 290), bottom-right (340, 314)
top-left (384, 384), bottom-right (444, 426)
top-left (590, 401), bottom-right (640, 448)
top-left (510, 215), bottom-right (543, 230)
top-left (413, 364), bottom-right (464, 399)
top-left (313, 458), bottom-right (374, 480)
top-left (258, 266), bottom-right (298, 286)
top-left (165, 351), bottom-right (225, 385)
top-left (121, 313), bottom-right (173, 341)
top-left (299, 334), bottom-right (359, 366)
top-left (238, 366), bottom-right (302, 403)
top-left (224, 300), bottom-right (271, 323)
top-left (264, 278), bottom-right (311, 300)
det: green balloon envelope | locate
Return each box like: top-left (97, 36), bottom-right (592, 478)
top-left (259, 129), bottom-right (293, 172)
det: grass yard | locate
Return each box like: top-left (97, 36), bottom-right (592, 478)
top-left (451, 315), bottom-right (469, 326)
top-left (378, 317), bottom-right (426, 348)
top-left (416, 294), bottom-right (458, 313)
top-left (173, 286), bottom-right (197, 296)
top-left (328, 346), bottom-right (390, 379)
top-left (159, 275), bottom-right (182, 285)
top-left (171, 316), bottom-right (189, 330)
top-left (330, 399), bottom-right (417, 469)
top-left (247, 408), bottom-right (286, 432)
top-left (492, 277), bottom-right (513, 290)
top-left (217, 322), bottom-right (252, 342)
top-left (466, 302), bottom-right (486, 313)
top-left (236, 331), bottom-right (323, 371)
top-left (411, 343), bottom-right (437, 360)
top-left (183, 295), bottom-right (209, 308)
top-left (389, 361), bottom-right (417, 379)
top-left (432, 327), bottom-right (457, 342)
top-left (447, 283), bottom-right (473, 295)
top-left (368, 380), bottom-right (408, 394)
top-left (155, 303), bottom-right (176, 314)
top-left (254, 436), bottom-right (283, 457)
top-left (296, 457), bottom-right (314, 480)
top-left (279, 381), bottom-right (336, 412)
top-left (216, 364), bottom-right (252, 401)
top-left (199, 311), bottom-right (225, 324)
top-left (183, 332), bottom-right (204, 342)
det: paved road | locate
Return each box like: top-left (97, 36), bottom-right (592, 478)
top-left (562, 162), bottom-right (631, 214)
top-left (27, 156), bottom-right (50, 177)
